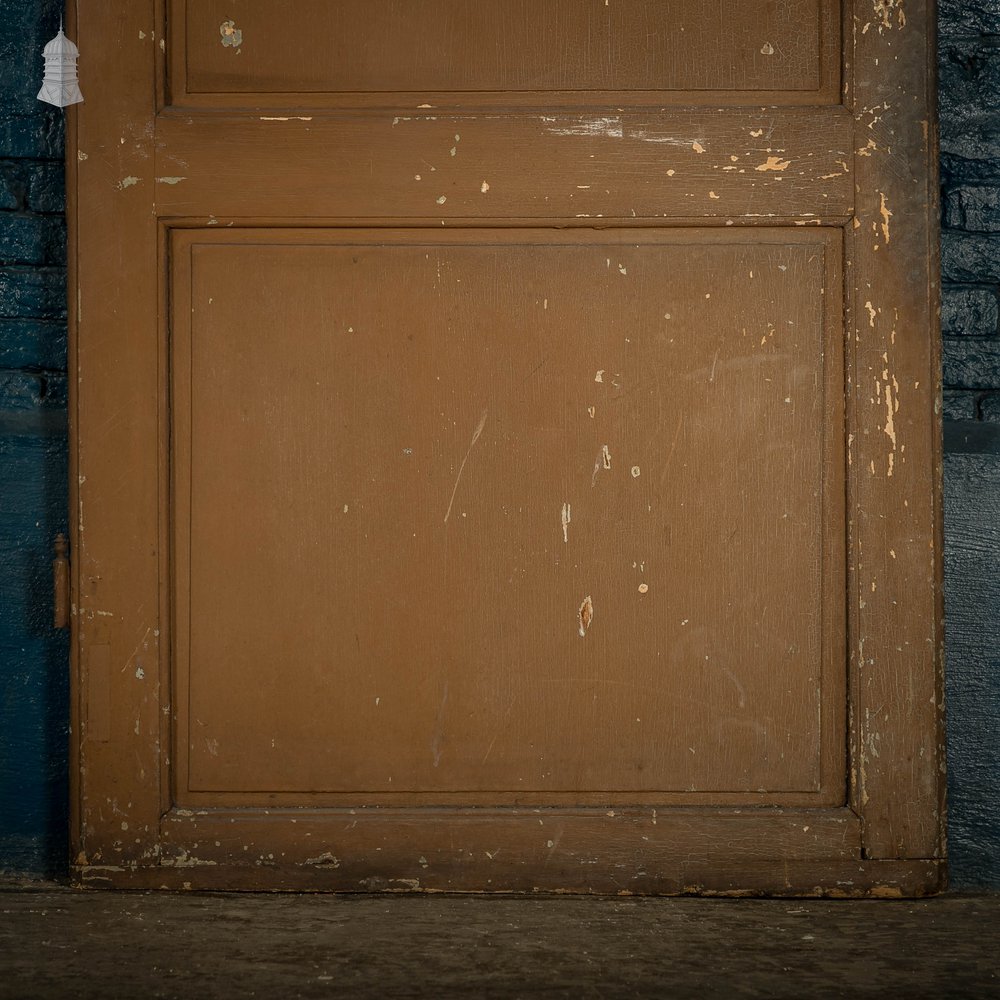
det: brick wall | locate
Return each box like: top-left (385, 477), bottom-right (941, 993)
top-left (938, 1), bottom-right (1000, 889)
top-left (0, 0), bottom-right (69, 877)
top-left (941, 2), bottom-right (1000, 418)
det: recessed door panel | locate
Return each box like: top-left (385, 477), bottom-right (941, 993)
top-left (171, 228), bottom-right (845, 807)
top-left (171, 0), bottom-right (839, 105)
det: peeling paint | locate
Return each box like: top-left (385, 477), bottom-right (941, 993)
top-left (578, 596), bottom-right (594, 638)
top-left (872, 0), bottom-right (906, 31)
top-left (755, 157), bottom-right (791, 172)
top-left (220, 19), bottom-right (243, 48)
top-left (878, 191), bottom-right (893, 245)
top-left (304, 852), bottom-right (341, 869)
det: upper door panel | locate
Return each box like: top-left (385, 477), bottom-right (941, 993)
top-left (167, 0), bottom-right (842, 108)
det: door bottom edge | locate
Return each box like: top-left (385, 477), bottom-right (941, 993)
top-left (72, 859), bottom-right (945, 898)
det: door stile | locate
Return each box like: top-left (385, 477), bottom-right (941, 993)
top-left (847, 0), bottom-right (946, 862)
top-left (70, 0), bottom-right (164, 871)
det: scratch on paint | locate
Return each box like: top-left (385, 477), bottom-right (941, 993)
top-left (431, 682), bottom-right (449, 768)
top-left (443, 409), bottom-right (488, 523)
top-left (545, 116), bottom-right (623, 139)
top-left (561, 503), bottom-right (572, 543)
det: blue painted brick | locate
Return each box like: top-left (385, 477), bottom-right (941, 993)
top-left (0, 267), bottom-right (66, 320)
top-left (0, 319), bottom-right (66, 372)
top-left (941, 287), bottom-right (999, 337)
top-left (0, 428), bottom-right (69, 878)
top-left (940, 42), bottom-right (1000, 122)
top-left (0, 111), bottom-right (64, 160)
top-left (0, 370), bottom-right (67, 411)
top-left (0, 162), bottom-right (23, 210)
top-left (0, 0), bottom-right (63, 117)
top-left (944, 451), bottom-right (1000, 888)
top-left (26, 161), bottom-right (64, 214)
top-left (0, 214), bottom-right (66, 266)
top-left (944, 338), bottom-right (1000, 390)
top-left (939, 0), bottom-right (1000, 37)
top-left (942, 231), bottom-right (1000, 283)
top-left (945, 186), bottom-right (1000, 234)
top-left (943, 390), bottom-right (980, 421)
top-left (981, 393), bottom-right (1000, 423)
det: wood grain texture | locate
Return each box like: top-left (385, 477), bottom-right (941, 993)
top-left (153, 109), bottom-right (854, 222)
top-left (847, 0), bottom-right (946, 859)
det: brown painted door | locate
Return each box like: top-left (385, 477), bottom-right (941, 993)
top-left (70, 1), bottom-right (945, 894)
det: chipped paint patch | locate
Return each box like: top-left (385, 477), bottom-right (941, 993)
top-left (118, 176), bottom-right (140, 190)
top-left (220, 19), bottom-right (243, 48)
top-left (561, 503), bottom-right (572, 543)
top-left (755, 156), bottom-right (791, 172)
top-left (578, 596), bottom-right (594, 637)
top-left (156, 176), bottom-right (186, 185)
top-left (878, 191), bottom-right (893, 245)
top-left (872, 0), bottom-right (906, 31)
top-left (304, 852), bottom-right (341, 869)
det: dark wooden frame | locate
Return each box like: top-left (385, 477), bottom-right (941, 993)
top-left (67, 0), bottom-right (945, 895)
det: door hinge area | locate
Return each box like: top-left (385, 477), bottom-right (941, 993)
top-left (53, 532), bottom-right (70, 629)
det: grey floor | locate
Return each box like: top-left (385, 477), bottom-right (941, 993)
top-left (1, 887), bottom-right (998, 999)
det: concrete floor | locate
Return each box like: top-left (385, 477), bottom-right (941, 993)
top-left (0, 888), bottom-right (998, 999)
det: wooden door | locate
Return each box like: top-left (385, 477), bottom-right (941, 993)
top-left (69, 1), bottom-right (945, 895)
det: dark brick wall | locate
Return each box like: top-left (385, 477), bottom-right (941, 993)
top-left (939, 1), bottom-right (1000, 889)
top-left (0, 0), bottom-right (69, 877)
top-left (940, 2), bottom-right (1000, 418)
top-left (0, 2), bottom-right (998, 886)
